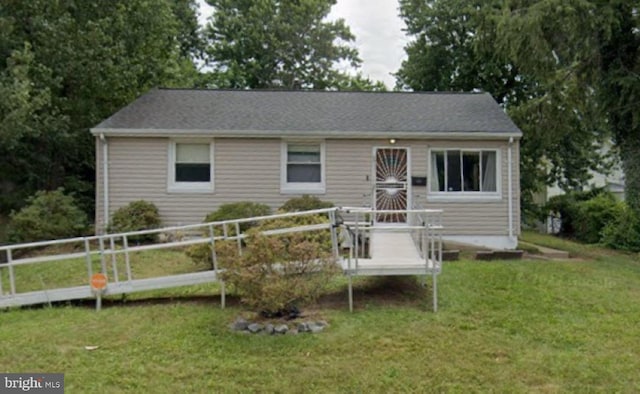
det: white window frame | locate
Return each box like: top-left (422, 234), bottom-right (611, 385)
top-left (280, 140), bottom-right (326, 194)
top-left (427, 148), bottom-right (501, 202)
top-left (167, 139), bottom-right (215, 193)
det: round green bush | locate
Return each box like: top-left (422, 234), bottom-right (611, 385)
top-left (9, 188), bottom-right (89, 243)
top-left (545, 187), bottom-right (611, 238)
top-left (203, 202), bottom-right (272, 232)
top-left (573, 192), bottom-right (621, 244)
top-left (217, 215), bottom-right (339, 314)
top-left (602, 204), bottom-right (640, 252)
top-left (186, 202), bottom-right (272, 266)
top-left (109, 200), bottom-right (161, 241)
top-left (279, 195), bottom-right (334, 212)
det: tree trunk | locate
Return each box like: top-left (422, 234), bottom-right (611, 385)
top-left (620, 138), bottom-right (640, 214)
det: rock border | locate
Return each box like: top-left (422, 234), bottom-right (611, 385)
top-left (230, 317), bottom-right (328, 335)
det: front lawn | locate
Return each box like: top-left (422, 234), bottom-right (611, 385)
top-left (1, 235), bottom-right (639, 392)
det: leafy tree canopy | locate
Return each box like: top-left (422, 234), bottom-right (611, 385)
top-left (395, 0), bottom-right (627, 211)
top-left (495, 0), bottom-right (640, 211)
top-left (0, 0), bottom-right (202, 215)
top-left (203, 0), bottom-right (361, 89)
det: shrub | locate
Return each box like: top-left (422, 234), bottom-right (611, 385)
top-left (602, 205), bottom-right (640, 252)
top-left (279, 195), bottom-right (333, 212)
top-left (572, 193), bottom-right (621, 244)
top-left (545, 187), bottom-right (608, 238)
top-left (204, 202), bottom-right (272, 233)
top-left (216, 216), bottom-right (339, 315)
top-left (9, 188), bottom-right (89, 243)
top-left (259, 213), bottom-right (334, 250)
top-left (186, 202), bottom-right (272, 266)
top-left (109, 200), bottom-right (161, 242)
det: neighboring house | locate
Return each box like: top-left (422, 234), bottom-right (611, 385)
top-left (91, 89), bottom-right (522, 249)
top-left (545, 153), bottom-right (626, 202)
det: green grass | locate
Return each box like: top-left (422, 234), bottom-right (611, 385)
top-left (520, 230), bottom-right (636, 259)
top-left (0, 247), bottom-right (205, 294)
top-left (1, 235), bottom-right (640, 392)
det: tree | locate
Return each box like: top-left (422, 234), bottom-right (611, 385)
top-left (396, 0), bottom-right (610, 211)
top-left (9, 188), bottom-right (88, 243)
top-left (335, 73), bottom-right (387, 92)
top-left (203, 0), bottom-right (361, 89)
top-left (0, 44), bottom-right (70, 212)
top-left (0, 0), bottom-right (202, 215)
top-left (495, 1), bottom-right (639, 212)
top-left (396, 0), bottom-right (525, 103)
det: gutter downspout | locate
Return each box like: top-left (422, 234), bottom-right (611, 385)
top-left (100, 133), bottom-right (109, 232)
top-left (507, 137), bottom-right (514, 244)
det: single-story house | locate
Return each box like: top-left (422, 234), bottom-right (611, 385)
top-left (91, 88), bottom-right (522, 249)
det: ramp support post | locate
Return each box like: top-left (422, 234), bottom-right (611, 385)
top-left (433, 272), bottom-right (438, 312)
top-left (220, 281), bottom-right (226, 309)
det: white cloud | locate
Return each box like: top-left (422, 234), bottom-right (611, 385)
top-left (328, 0), bottom-right (408, 89)
top-left (197, 0), bottom-right (408, 89)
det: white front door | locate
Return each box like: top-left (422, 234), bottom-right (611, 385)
top-left (374, 147), bottom-right (409, 223)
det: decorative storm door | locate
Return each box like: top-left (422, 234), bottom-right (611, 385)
top-left (374, 148), bottom-right (408, 223)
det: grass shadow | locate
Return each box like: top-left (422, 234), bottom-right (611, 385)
top-left (312, 276), bottom-right (433, 311)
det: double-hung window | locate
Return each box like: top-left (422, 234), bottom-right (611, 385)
top-left (168, 140), bottom-right (214, 193)
top-left (429, 149), bottom-right (499, 199)
top-left (281, 142), bottom-right (325, 193)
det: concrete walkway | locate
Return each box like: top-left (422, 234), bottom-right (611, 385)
top-left (519, 241), bottom-right (570, 259)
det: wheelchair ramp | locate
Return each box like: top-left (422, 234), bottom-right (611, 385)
top-left (342, 230), bottom-right (439, 276)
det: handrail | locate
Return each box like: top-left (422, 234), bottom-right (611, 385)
top-left (0, 207), bottom-right (340, 252)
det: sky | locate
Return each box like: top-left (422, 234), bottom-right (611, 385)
top-left (197, 0), bottom-right (409, 89)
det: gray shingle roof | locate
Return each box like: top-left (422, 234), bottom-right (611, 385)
top-left (93, 88), bottom-right (521, 136)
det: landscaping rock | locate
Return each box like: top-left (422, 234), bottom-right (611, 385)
top-left (316, 320), bottom-right (328, 328)
top-left (230, 317), bottom-right (328, 335)
top-left (274, 324), bottom-right (289, 334)
top-left (230, 317), bottom-right (249, 331)
top-left (265, 324), bottom-right (275, 335)
top-left (308, 322), bottom-right (325, 333)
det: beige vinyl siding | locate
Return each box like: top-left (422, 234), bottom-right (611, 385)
top-left (96, 136), bottom-right (518, 237)
top-left (98, 138), bottom-right (282, 230)
top-left (215, 139), bottom-right (281, 201)
top-left (324, 140), bottom-right (374, 207)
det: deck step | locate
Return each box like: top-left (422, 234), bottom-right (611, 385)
top-left (475, 250), bottom-right (523, 260)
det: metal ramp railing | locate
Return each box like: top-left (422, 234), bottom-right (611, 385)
top-left (338, 207), bottom-right (443, 311)
top-left (0, 207), bottom-right (443, 311)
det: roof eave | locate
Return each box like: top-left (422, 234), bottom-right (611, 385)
top-left (90, 128), bottom-right (523, 140)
